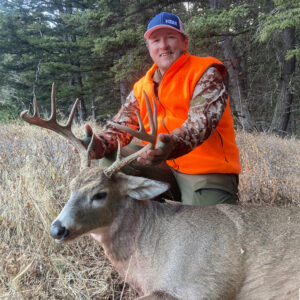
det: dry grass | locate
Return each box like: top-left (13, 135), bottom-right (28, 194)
top-left (237, 131), bottom-right (300, 206)
top-left (0, 123), bottom-right (299, 299)
top-left (0, 122), bottom-right (137, 299)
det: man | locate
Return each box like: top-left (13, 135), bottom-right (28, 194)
top-left (77, 12), bottom-right (241, 206)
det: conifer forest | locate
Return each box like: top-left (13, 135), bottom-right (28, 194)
top-left (0, 0), bottom-right (299, 136)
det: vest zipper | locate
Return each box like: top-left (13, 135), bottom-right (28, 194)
top-left (216, 129), bottom-right (228, 163)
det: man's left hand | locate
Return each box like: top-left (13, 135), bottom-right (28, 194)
top-left (137, 133), bottom-right (175, 165)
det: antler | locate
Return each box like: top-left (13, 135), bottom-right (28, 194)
top-left (20, 83), bottom-right (92, 169)
top-left (104, 91), bottom-right (157, 178)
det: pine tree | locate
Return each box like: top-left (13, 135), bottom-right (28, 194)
top-left (258, 0), bottom-right (300, 135)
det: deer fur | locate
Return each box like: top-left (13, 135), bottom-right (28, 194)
top-left (50, 167), bottom-right (300, 300)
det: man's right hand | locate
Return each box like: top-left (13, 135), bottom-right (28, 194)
top-left (137, 133), bottom-right (175, 166)
top-left (68, 124), bottom-right (105, 159)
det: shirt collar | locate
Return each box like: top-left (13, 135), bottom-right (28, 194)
top-left (152, 68), bottom-right (163, 84)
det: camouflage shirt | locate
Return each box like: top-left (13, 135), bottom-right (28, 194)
top-left (96, 66), bottom-right (228, 160)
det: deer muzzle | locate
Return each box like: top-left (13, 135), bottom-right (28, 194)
top-left (50, 220), bottom-right (70, 240)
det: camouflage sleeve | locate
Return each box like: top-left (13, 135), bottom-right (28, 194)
top-left (96, 90), bottom-right (139, 155)
top-left (167, 66), bottom-right (229, 159)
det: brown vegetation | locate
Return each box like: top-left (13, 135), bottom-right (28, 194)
top-left (237, 131), bottom-right (300, 206)
top-left (0, 123), bottom-right (299, 299)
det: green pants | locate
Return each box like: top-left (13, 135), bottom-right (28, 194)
top-left (99, 143), bottom-right (239, 207)
top-left (171, 170), bottom-right (239, 206)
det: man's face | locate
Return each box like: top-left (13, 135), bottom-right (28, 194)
top-left (147, 28), bottom-right (188, 75)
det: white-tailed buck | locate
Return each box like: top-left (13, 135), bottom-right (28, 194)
top-left (21, 84), bottom-right (300, 300)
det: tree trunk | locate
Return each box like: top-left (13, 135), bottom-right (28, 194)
top-left (209, 0), bottom-right (219, 9)
top-left (220, 36), bottom-right (255, 132)
top-left (270, 26), bottom-right (296, 136)
top-left (91, 100), bottom-right (96, 122)
top-left (209, 0), bottom-right (254, 132)
top-left (119, 80), bottom-right (129, 104)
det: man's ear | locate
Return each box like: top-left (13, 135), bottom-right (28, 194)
top-left (184, 35), bottom-right (189, 50)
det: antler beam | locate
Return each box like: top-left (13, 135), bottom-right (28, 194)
top-left (104, 91), bottom-right (157, 178)
top-left (20, 83), bottom-right (91, 168)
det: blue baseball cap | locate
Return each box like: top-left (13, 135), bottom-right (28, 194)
top-left (144, 12), bottom-right (185, 39)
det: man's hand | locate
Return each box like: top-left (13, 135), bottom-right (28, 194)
top-left (137, 133), bottom-right (175, 165)
top-left (68, 124), bottom-right (105, 159)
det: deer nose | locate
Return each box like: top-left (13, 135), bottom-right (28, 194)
top-left (50, 220), bottom-right (70, 239)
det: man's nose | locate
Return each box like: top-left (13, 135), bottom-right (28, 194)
top-left (159, 38), bottom-right (169, 49)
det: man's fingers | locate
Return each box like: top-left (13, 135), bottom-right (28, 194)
top-left (137, 156), bottom-right (163, 165)
top-left (139, 149), bottom-right (163, 159)
top-left (137, 148), bottom-right (165, 165)
top-left (136, 156), bottom-right (148, 164)
top-left (156, 133), bottom-right (173, 151)
top-left (158, 133), bottom-right (171, 143)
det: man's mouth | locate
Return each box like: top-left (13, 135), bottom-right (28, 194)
top-left (160, 52), bottom-right (172, 57)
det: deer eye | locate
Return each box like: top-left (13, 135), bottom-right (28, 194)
top-left (92, 192), bottom-right (107, 201)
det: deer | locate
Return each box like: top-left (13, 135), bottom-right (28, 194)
top-left (21, 84), bottom-right (300, 300)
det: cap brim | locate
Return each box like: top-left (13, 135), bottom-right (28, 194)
top-left (144, 25), bottom-right (185, 39)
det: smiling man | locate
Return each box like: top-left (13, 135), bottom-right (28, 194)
top-left (79, 12), bottom-right (241, 206)
top-left (146, 28), bottom-right (188, 75)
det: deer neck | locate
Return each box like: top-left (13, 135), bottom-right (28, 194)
top-left (90, 197), bottom-right (152, 260)
top-left (90, 197), bottom-right (182, 293)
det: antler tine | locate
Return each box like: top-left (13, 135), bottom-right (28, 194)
top-left (33, 96), bottom-right (40, 118)
top-left (66, 98), bottom-right (80, 130)
top-left (143, 90), bottom-right (157, 137)
top-left (86, 134), bottom-right (96, 160)
top-left (103, 90), bottom-right (158, 178)
top-left (104, 140), bottom-right (153, 178)
top-left (109, 91), bottom-right (156, 145)
top-left (20, 83), bottom-right (91, 169)
top-left (50, 82), bottom-right (57, 121)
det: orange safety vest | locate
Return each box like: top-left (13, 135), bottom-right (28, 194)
top-left (133, 52), bottom-right (241, 175)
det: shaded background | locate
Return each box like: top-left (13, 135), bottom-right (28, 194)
top-left (0, 0), bottom-right (299, 136)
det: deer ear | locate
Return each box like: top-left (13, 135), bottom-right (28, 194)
top-left (117, 173), bottom-right (170, 200)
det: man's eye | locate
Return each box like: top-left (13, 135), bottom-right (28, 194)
top-left (92, 192), bottom-right (107, 201)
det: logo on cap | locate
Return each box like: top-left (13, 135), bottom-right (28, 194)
top-left (165, 19), bottom-right (178, 26)
top-left (144, 12), bottom-right (185, 39)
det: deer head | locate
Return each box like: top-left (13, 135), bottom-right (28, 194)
top-left (21, 84), bottom-right (169, 242)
